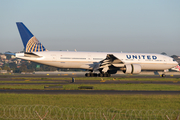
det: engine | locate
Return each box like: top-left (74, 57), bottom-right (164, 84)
top-left (123, 64), bottom-right (141, 74)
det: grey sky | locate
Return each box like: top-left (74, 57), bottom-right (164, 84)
top-left (0, 0), bottom-right (180, 56)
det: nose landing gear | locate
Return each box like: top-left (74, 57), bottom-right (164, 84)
top-left (161, 74), bottom-right (166, 77)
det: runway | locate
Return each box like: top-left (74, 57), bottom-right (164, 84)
top-left (1, 74), bottom-right (180, 78)
top-left (0, 89), bottom-right (180, 95)
top-left (1, 80), bottom-right (180, 85)
top-left (1, 71), bottom-right (180, 78)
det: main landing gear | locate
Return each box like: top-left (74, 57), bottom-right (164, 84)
top-left (85, 73), bottom-right (111, 77)
top-left (85, 73), bottom-right (97, 77)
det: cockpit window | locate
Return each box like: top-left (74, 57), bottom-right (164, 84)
top-left (173, 59), bottom-right (176, 61)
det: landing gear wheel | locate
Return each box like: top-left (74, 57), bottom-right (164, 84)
top-left (162, 74), bottom-right (166, 77)
top-left (107, 73), bottom-right (111, 77)
top-left (104, 73), bottom-right (109, 77)
top-left (86, 72), bottom-right (111, 77)
top-left (85, 73), bottom-right (87, 77)
top-left (98, 73), bottom-right (111, 77)
top-left (87, 73), bottom-right (91, 77)
top-left (98, 73), bottom-right (104, 77)
top-left (93, 73), bottom-right (97, 77)
top-left (85, 73), bottom-right (98, 77)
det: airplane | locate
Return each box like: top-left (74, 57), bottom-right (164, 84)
top-left (12, 22), bottom-right (178, 77)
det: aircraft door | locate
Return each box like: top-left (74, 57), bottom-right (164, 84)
top-left (88, 54), bottom-right (92, 62)
top-left (163, 57), bottom-right (167, 64)
top-left (51, 55), bottom-right (57, 61)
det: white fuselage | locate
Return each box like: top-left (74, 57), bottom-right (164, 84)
top-left (16, 51), bottom-right (178, 71)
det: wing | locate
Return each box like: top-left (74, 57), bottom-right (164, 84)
top-left (99, 54), bottom-right (124, 73)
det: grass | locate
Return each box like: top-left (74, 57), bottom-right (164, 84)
top-left (63, 84), bottom-right (180, 91)
top-left (0, 80), bottom-right (66, 84)
top-left (0, 93), bottom-right (180, 110)
top-left (0, 83), bottom-right (180, 91)
top-left (0, 94), bottom-right (179, 120)
top-left (0, 76), bottom-right (180, 119)
top-left (0, 85), bottom-right (45, 89)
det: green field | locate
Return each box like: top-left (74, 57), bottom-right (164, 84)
top-left (0, 84), bottom-right (180, 91)
top-left (0, 77), bottom-right (180, 109)
top-left (0, 94), bottom-right (180, 110)
top-left (0, 77), bottom-right (180, 119)
top-left (1, 94), bottom-right (179, 120)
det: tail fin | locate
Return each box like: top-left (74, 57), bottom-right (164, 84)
top-left (16, 22), bottom-right (47, 52)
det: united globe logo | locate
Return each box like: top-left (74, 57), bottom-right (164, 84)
top-left (26, 36), bottom-right (47, 52)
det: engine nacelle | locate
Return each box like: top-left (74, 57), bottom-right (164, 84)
top-left (123, 64), bottom-right (141, 74)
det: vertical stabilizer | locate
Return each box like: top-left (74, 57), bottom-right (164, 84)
top-left (16, 22), bottom-right (47, 52)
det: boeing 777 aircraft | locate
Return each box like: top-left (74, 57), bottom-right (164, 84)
top-left (13, 22), bottom-right (178, 77)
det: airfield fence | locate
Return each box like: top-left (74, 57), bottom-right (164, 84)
top-left (0, 105), bottom-right (179, 120)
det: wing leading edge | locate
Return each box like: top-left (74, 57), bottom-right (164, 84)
top-left (99, 54), bottom-right (124, 73)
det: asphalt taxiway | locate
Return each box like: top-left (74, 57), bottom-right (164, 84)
top-left (1, 73), bottom-right (180, 78)
top-left (0, 80), bottom-right (180, 85)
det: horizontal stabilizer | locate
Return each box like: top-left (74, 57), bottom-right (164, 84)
top-left (24, 52), bottom-right (42, 58)
top-left (4, 52), bottom-right (16, 56)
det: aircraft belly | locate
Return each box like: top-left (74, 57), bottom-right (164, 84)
top-left (140, 63), bottom-right (176, 70)
top-left (31, 61), bottom-right (92, 69)
top-left (59, 62), bottom-right (91, 69)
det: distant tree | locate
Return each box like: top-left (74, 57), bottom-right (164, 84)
top-left (40, 64), bottom-right (49, 71)
top-left (161, 52), bottom-right (167, 55)
top-left (2, 66), bottom-right (11, 71)
top-left (49, 66), bottom-right (57, 71)
top-left (14, 68), bottom-right (20, 73)
top-left (171, 55), bottom-right (178, 58)
top-left (9, 63), bottom-right (17, 70)
top-left (19, 63), bottom-right (27, 72)
top-left (26, 62), bottom-right (36, 72)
